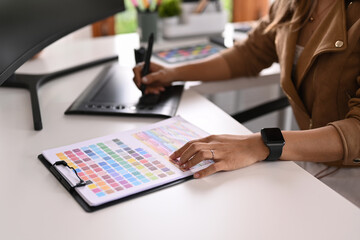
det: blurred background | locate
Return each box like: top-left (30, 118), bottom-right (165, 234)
top-left (62, 0), bottom-right (297, 133)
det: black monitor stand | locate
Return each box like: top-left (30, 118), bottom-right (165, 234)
top-left (1, 56), bottom-right (118, 131)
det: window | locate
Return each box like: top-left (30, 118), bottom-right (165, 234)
top-left (115, 0), bottom-right (232, 34)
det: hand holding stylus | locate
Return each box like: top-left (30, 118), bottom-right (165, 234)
top-left (132, 33), bottom-right (174, 95)
top-left (133, 61), bottom-right (174, 94)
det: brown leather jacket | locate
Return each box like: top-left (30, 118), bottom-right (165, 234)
top-left (221, 0), bottom-right (360, 166)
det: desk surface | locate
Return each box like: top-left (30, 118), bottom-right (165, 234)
top-left (1, 34), bottom-right (359, 240)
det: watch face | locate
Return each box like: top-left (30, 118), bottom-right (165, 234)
top-left (261, 128), bottom-right (285, 144)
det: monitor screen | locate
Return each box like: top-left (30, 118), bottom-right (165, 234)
top-left (0, 0), bottom-right (125, 86)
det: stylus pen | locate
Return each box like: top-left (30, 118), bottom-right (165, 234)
top-left (140, 32), bottom-right (154, 93)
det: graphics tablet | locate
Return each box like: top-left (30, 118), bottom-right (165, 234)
top-left (65, 63), bottom-right (184, 118)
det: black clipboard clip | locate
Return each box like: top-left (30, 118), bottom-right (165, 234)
top-left (50, 160), bottom-right (90, 192)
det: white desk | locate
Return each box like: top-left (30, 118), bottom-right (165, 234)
top-left (1, 34), bottom-right (359, 240)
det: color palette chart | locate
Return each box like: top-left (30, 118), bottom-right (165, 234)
top-left (154, 43), bottom-right (222, 64)
top-left (133, 121), bottom-right (213, 169)
top-left (42, 116), bottom-right (213, 207)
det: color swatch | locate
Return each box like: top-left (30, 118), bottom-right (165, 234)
top-left (154, 43), bottom-right (222, 64)
top-left (133, 120), bottom-right (213, 169)
top-left (55, 139), bottom-right (175, 198)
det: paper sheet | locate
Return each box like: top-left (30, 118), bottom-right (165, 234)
top-left (42, 116), bottom-right (213, 206)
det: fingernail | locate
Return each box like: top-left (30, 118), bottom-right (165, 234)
top-left (142, 77), bottom-right (148, 83)
top-left (181, 164), bottom-right (187, 169)
top-left (194, 173), bottom-right (200, 178)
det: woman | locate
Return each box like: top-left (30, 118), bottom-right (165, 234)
top-left (133, 0), bottom-right (360, 206)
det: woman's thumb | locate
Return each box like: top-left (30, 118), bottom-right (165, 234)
top-left (142, 71), bottom-right (163, 85)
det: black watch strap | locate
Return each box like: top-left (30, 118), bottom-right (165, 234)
top-left (263, 145), bottom-right (283, 161)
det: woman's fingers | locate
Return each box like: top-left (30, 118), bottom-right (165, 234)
top-left (142, 70), bottom-right (164, 85)
top-left (169, 140), bottom-right (195, 160)
top-left (179, 142), bottom-right (209, 165)
top-left (169, 137), bottom-right (210, 162)
top-left (180, 148), bottom-right (215, 170)
top-left (194, 162), bottom-right (222, 179)
top-left (132, 62), bottom-right (166, 89)
top-left (144, 86), bottom-right (166, 95)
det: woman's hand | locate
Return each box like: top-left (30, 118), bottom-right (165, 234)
top-left (169, 134), bottom-right (269, 178)
top-left (132, 61), bottom-right (176, 94)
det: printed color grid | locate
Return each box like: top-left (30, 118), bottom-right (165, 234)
top-left (133, 121), bottom-right (212, 168)
top-left (55, 139), bottom-right (175, 198)
top-left (154, 43), bottom-right (221, 64)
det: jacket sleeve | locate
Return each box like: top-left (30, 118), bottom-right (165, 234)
top-left (219, 16), bottom-right (278, 78)
top-left (329, 76), bottom-right (360, 166)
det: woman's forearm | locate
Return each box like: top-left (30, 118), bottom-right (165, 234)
top-left (281, 126), bottom-right (343, 163)
top-left (172, 54), bottom-right (232, 82)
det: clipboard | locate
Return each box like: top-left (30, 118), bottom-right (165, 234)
top-left (38, 154), bottom-right (192, 212)
top-left (38, 116), bottom-right (213, 212)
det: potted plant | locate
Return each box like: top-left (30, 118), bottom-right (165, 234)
top-left (158, 0), bottom-right (182, 26)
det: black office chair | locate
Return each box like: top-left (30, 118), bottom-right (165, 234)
top-left (231, 96), bottom-right (290, 123)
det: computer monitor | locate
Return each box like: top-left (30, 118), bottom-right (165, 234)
top-left (0, 0), bottom-right (125, 130)
top-left (0, 0), bottom-right (125, 86)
